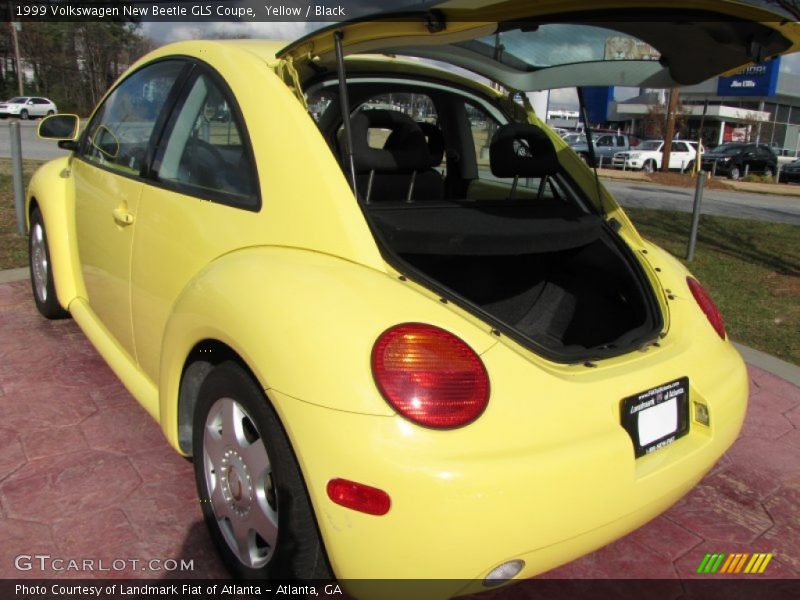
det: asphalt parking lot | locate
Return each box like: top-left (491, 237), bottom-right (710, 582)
top-left (0, 119), bottom-right (70, 161)
top-left (0, 274), bottom-right (798, 583)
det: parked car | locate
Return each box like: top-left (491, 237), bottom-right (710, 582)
top-left (0, 96), bottom-right (57, 119)
top-left (778, 158), bottom-right (800, 183)
top-left (700, 142), bottom-right (778, 179)
top-left (613, 139), bottom-right (697, 172)
top-left (561, 132), bottom-right (585, 145)
top-left (569, 132), bottom-right (641, 167)
top-left (26, 0), bottom-right (798, 594)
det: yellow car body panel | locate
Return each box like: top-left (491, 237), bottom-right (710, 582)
top-left (24, 2), bottom-right (776, 586)
top-left (156, 247), bottom-right (499, 451)
top-left (72, 159), bottom-right (142, 357)
top-left (25, 156), bottom-right (85, 309)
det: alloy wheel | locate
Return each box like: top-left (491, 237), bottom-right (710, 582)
top-left (203, 397), bottom-right (278, 569)
top-left (30, 222), bottom-right (48, 303)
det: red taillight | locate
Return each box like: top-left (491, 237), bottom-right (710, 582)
top-left (371, 323), bottom-right (490, 429)
top-left (326, 478), bottom-right (391, 516)
top-left (687, 277), bottom-right (726, 339)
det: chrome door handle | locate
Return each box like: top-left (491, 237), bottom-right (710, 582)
top-left (112, 207), bottom-right (134, 226)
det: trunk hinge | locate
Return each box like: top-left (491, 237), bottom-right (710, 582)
top-left (275, 55), bottom-right (308, 111)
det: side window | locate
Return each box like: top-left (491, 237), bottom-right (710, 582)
top-left (468, 102), bottom-right (499, 174)
top-left (673, 142), bottom-right (689, 152)
top-left (82, 60), bottom-right (185, 175)
top-left (596, 135), bottom-right (613, 147)
top-left (156, 71), bottom-right (257, 207)
top-left (616, 136), bottom-right (625, 146)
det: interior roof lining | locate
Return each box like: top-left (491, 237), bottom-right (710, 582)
top-left (284, 8), bottom-right (794, 91)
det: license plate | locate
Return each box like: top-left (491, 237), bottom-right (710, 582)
top-left (621, 377), bottom-right (689, 458)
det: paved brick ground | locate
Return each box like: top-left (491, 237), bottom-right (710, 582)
top-left (0, 279), bottom-right (798, 581)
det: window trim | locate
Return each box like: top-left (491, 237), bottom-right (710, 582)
top-left (150, 59), bottom-right (262, 212)
top-left (76, 58), bottom-right (195, 184)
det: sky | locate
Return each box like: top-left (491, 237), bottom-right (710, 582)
top-left (140, 20), bottom-right (800, 111)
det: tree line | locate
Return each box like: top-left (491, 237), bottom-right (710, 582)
top-left (1, 22), bottom-right (154, 115)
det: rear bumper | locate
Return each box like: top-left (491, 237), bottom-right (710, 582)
top-left (273, 337), bottom-right (748, 590)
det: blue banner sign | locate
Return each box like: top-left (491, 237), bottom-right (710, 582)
top-left (717, 57), bottom-right (781, 97)
top-left (580, 86), bottom-right (614, 123)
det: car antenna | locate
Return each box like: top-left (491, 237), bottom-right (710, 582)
top-left (334, 30), bottom-right (359, 198)
top-left (576, 86), bottom-right (606, 218)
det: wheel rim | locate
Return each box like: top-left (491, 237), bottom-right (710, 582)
top-left (644, 161), bottom-right (653, 173)
top-left (765, 168), bottom-right (773, 177)
top-left (203, 397), bottom-right (278, 569)
top-left (31, 222), bottom-right (48, 303)
top-left (21, 110), bottom-right (28, 119)
top-left (731, 167), bottom-right (740, 179)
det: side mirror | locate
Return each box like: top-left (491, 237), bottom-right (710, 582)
top-left (39, 114), bottom-right (80, 141)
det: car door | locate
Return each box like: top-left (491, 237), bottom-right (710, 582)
top-left (755, 145), bottom-right (774, 173)
top-left (669, 142), bottom-right (691, 170)
top-left (72, 59), bottom-right (188, 358)
top-left (130, 65), bottom-right (260, 380)
top-left (595, 135), bottom-right (615, 160)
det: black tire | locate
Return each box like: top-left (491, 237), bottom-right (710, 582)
top-left (29, 207), bottom-right (69, 319)
top-left (686, 160), bottom-right (695, 172)
top-left (47, 110), bottom-right (54, 116)
top-left (643, 160), bottom-right (656, 173)
top-left (193, 361), bottom-right (332, 580)
top-left (20, 109), bottom-right (28, 120)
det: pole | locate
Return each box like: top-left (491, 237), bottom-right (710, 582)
top-left (10, 121), bottom-right (25, 234)
top-left (686, 171), bottom-right (706, 261)
top-left (9, 18), bottom-right (24, 96)
top-left (696, 100), bottom-right (708, 174)
top-left (661, 87), bottom-right (680, 172)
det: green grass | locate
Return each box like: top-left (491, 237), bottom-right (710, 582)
top-left (627, 208), bottom-right (800, 365)
top-left (0, 159), bottom-right (44, 270)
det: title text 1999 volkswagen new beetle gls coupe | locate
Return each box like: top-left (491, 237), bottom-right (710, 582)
top-left (26, 1), bottom-right (800, 595)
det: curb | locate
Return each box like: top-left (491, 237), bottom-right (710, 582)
top-left (0, 267), bottom-right (28, 284)
top-left (734, 343), bottom-right (800, 388)
top-left (1, 266), bottom-right (797, 387)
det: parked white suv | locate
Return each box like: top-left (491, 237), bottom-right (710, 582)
top-left (0, 96), bottom-right (58, 120)
top-left (613, 140), bottom-right (697, 172)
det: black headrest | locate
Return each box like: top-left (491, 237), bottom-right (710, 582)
top-left (490, 123), bottom-right (559, 178)
top-left (387, 122), bottom-right (445, 167)
top-left (345, 109), bottom-right (435, 173)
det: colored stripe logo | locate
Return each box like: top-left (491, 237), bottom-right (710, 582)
top-left (696, 552), bottom-right (773, 574)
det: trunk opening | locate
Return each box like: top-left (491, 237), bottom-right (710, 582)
top-left (368, 199), bottom-right (663, 362)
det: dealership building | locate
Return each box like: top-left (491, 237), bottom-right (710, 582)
top-left (563, 57), bottom-right (800, 156)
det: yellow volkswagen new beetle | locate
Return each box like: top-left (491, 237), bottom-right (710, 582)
top-left (25, 0), bottom-right (800, 594)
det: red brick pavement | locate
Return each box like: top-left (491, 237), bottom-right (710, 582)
top-left (0, 280), bottom-right (798, 581)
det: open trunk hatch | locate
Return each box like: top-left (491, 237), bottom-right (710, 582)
top-left (278, 0), bottom-right (800, 92)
